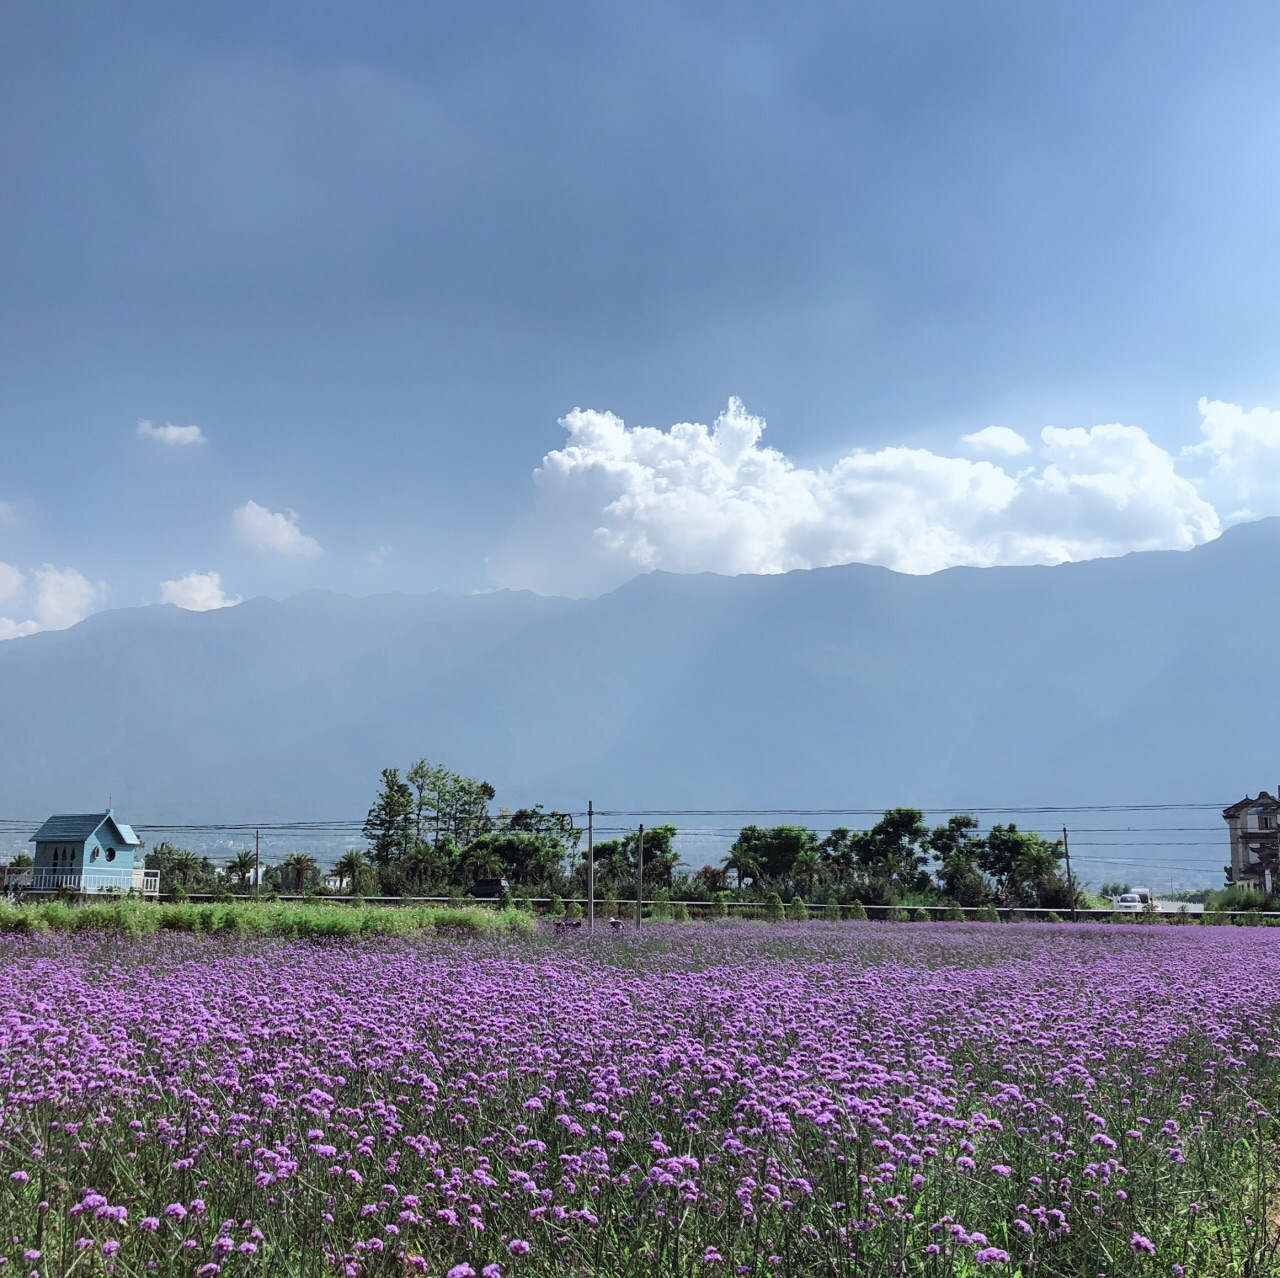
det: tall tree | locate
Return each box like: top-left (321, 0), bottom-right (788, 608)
top-left (851, 809), bottom-right (933, 894)
top-left (363, 768), bottom-right (415, 865)
top-left (335, 849), bottom-right (373, 894)
top-left (978, 824), bottom-right (1073, 908)
top-left (282, 852), bottom-right (319, 894)
top-left (227, 849), bottom-right (257, 890)
top-left (929, 814), bottom-right (990, 906)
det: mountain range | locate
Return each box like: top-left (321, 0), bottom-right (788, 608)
top-left (3, 519), bottom-right (1275, 877)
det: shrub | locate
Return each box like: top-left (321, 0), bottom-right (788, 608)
top-left (786, 896), bottom-right (809, 922)
top-left (763, 892), bottom-right (785, 921)
top-left (711, 892), bottom-right (729, 919)
top-left (516, 897), bottom-right (532, 913)
top-left (564, 900), bottom-right (583, 920)
top-left (671, 900), bottom-right (690, 922)
top-left (847, 900), bottom-right (868, 921)
top-left (975, 905), bottom-right (1001, 923)
top-left (546, 894), bottom-right (565, 917)
top-left (942, 903), bottom-right (965, 922)
top-left (885, 906), bottom-right (908, 923)
top-left (911, 908), bottom-right (931, 923)
top-left (1042, 911), bottom-right (1063, 924)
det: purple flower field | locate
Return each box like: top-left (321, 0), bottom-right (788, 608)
top-left (0, 922), bottom-right (1277, 1276)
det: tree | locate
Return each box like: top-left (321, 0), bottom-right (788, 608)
top-left (335, 849), bottom-right (373, 895)
top-left (727, 825), bottom-right (820, 887)
top-left (691, 865), bottom-right (730, 895)
top-left (363, 768), bottom-right (415, 866)
top-left (978, 824), bottom-right (1074, 909)
top-left (722, 845), bottom-right (761, 889)
top-left (227, 850), bottom-right (257, 891)
top-left (282, 852), bottom-right (320, 894)
top-left (930, 814), bottom-right (990, 907)
top-left (851, 809), bottom-right (933, 895)
top-left (146, 842), bottom-right (213, 895)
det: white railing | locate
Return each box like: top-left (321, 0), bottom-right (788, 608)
top-left (0, 868), bottom-right (160, 896)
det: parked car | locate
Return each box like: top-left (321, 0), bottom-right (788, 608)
top-left (465, 877), bottom-right (509, 899)
top-left (1114, 887), bottom-right (1154, 913)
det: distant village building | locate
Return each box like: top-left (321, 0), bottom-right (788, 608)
top-left (1, 810), bottom-right (160, 896)
top-left (1222, 790), bottom-right (1280, 891)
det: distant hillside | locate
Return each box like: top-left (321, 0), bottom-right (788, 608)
top-left (1, 520), bottom-right (1274, 874)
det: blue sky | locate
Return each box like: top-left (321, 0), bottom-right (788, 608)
top-left (6, 2), bottom-right (1280, 627)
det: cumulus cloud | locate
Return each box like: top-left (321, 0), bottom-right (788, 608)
top-left (232, 500), bottom-right (323, 557)
top-left (159, 570), bottom-right (242, 611)
top-left (962, 425), bottom-right (1031, 456)
top-left (0, 564), bottom-right (104, 640)
top-left (488, 398), bottom-right (1225, 597)
top-left (137, 419), bottom-right (206, 446)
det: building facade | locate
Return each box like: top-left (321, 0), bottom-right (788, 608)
top-left (1222, 790), bottom-right (1280, 891)
top-left (3, 810), bottom-right (159, 895)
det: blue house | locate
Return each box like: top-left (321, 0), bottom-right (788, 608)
top-left (18, 810), bottom-right (157, 895)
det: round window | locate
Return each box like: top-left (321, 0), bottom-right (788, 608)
top-left (105, 849), bottom-right (116, 862)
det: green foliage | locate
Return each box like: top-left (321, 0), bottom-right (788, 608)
top-left (884, 906), bottom-right (908, 923)
top-left (564, 899), bottom-right (582, 920)
top-left (147, 842), bottom-right (217, 896)
top-left (546, 893), bottom-right (565, 917)
top-left (975, 905), bottom-right (1001, 923)
top-left (942, 902), bottom-right (965, 921)
top-left (786, 895), bottom-right (809, 921)
top-left (911, 907), bottom-right (931, 923)
top-left (1041, 910), bottom-right (1063, 923)
top-left (762, 891), bottom-right (785, 921)
top-left (670, 900), bottom-right (690, 922)
top-left (711, 892), bottom-right (729, 919)
top-left (847, 899), bottom-right (868, 921)
top-left (0, 899), bottom-right (530, 939)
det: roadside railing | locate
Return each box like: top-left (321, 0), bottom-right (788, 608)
top-left (0, 869), bottom-right (161, 896)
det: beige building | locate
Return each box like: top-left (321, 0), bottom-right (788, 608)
top-left (1222, 790), bottom-right (1280, 890)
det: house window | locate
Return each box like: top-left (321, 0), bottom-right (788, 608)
top-left (1264, 817), bottom-right (1274, 829)
top-left (105, 848), bottom-right (115, 862)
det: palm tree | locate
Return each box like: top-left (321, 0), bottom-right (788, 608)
top-left (335, 849), bottom-right (371, 895)
top-left (228, 849), bottom-right (256, 891)
top-left (793, 845), bottom-right (822, 896)
top-left (169, 849), bottom-right (204, 893)
top-left (722, 848), bottom-right (760, 889)
top-left (282, 852), bottom-right (318, 894)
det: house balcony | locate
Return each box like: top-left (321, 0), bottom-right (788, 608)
top-left (0, 868), bottom-right (161, 896)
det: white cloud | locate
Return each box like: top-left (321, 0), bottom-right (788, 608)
top-left (962, 425), bottom-right (1031, 456)
top-left (0, 562), bottom-right (22, 604)
top-left (159, 570), bottom-right (242, 611)
top-left (368, 543), bottom-right (392, 568)
top-left (488, 398), bottom-right (1224, 597)
top-left (0, 564), bottom-right (104, 640)
top-left (0, 500), bottom-right (15, 526)
top-left (232, 500), bottom-right (323, 557)
top-left (137, 419), bottom-right (206, 446)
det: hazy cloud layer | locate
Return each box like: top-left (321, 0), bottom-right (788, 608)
top-left (232, 501), bottom-right (323, 557)
top-left (489, 398), bottom-right (1237, 597)
top-left (159, 570), bottom-right (241, 611)
top-left (137, 419), bottom-right (206, 446)
top-left (0, 564), bottom-right (104, 640)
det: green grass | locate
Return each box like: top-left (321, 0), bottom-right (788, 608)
top-left (0, 896), bottom-right (533, 939)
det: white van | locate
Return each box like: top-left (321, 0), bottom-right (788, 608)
top-left (1114, 887), bottom-right (1154, 913)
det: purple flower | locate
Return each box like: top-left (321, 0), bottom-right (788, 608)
top-left (1130, 1233), bottom-right (1156, 1255)
top-left (507, 1240), bottom-right (530, 1256)
top-left (447, 1266), bottom-right (476, 1278)
top-left (974, 1248), bottom-right (1010, 1264)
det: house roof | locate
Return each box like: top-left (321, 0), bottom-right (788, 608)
top-left (29, 811), bottom-right (142, 846)
top-left (1223, 792), bottom-right (1280, 817)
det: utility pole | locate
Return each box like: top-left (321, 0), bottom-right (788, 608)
top-left (255, 828), bottom-right (260, 901)
top-left (636, 824), bottom-right (644, 929)
top-left (587, 801), bottom-right (595, 933)
top-left (1062, 825), bottom-right (1077, 923)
